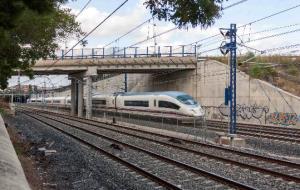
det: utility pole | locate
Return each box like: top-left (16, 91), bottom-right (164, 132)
top-left (18, 69), bottom-right (21, 103)
top-left (220, 24), bottom-right (237, 135)
top-left (124, 73), bottom-right (127, 92)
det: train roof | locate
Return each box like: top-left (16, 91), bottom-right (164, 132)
top-left (119, 91), bottom-right (189, 98)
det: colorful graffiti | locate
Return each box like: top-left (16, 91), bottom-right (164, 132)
top-left (267, 112), bottom-right (299, 126)
top-left (218, 103), bottom-right (269, 120)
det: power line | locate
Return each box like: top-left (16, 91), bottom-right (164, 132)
top-left (248, 28), bottom-right (300, 43)
top-left (238, 43), bottom-right (300, 64)
top-left (187, 3), bottom-right (300, 46)
top-left (103, 17), bottom-right (153, 48)
top-left (264, 43), bottom-right (300, 53)
top-left (129, 27), bottom-right (177, 47)
top-left (113, 26), bottom-right (178, 54)
top-left (240, 23), bottom-right (300, 37)
top-left (221, 0), bottom-right (248, 10)
top-left (239, 3), bottom-right (300, 28)
top-left (47, 0), bottom-right (129, 70)
top-left (119, 0), bottom-right (249, 51)
top-left (198, 47), bottom-right (220, 54)
top-left (184, 0), bottom-right (250, 46)
top-left (199, 26), bottom-right (300, 56)
top-left (76, 0), bottom-right (92, 18)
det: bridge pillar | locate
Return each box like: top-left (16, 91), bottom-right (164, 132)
top-left (85, 76), bottom-right (92, 119)
top-left (70, 78), bottom-right (77, 116)
top-left (85, 67), bottom-right (97, 119)
top-left (77, 77), bottom-right (83, 117)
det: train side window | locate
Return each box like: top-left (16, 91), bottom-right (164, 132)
top-left (124, 100), bottom-right (149, 107)
top-left (158, 101), bottom-right (180, 110)
top-left (154, 99), bottom-right (156, 107)
top-left (92, 99), bottom-right (106, 105)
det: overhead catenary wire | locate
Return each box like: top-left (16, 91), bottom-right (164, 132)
top-left (240, 23), bottom-right (300, 37)
top-left (113, 26), bottom-right (178, 54)
top-left (200, 24), bottom-right (300, 55)
top-left (103, 17), bottom-right (154, 48)
top-left (122, 0), bottom-right (249, 52)
top-left (46, 0), bottom-right (129, 70)
top-left (129, 27), bottom-right (178, 47)
top-left (247, 28), bottom-right (300, 43)
top-left (187, 3), bottom-right (300, 46)
top-left (9, 1), bottom-right (300, 89)
top-left (238, 3), bottom-right (300, 29)
top-left (76, 0), bottom-right (92, 18)
top-left (237, 42), bottom-right (300, 64)
top-left (221, 0), bottom-right (248, 10)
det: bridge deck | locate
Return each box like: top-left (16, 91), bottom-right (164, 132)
top-left (32, 56), bottom-right (197, 75)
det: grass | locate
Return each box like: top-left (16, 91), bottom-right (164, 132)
top-left (0, 98), bottom-right (10, 116)
top-left (0, 107), bottom-right (6, 116)
top-left (286, 64), bottom-right (299, 76)
top-left (255, 55), bottom-right (300, 64)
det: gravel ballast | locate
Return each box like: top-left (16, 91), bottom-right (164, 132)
top-left (4, 113), bottom-right (158, 190)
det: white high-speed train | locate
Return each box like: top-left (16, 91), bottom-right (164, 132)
top-left (28, 91), bottom-right (204, 117)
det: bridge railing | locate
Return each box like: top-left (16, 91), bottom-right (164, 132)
top-left (50, 45), bottom-right (197, 60)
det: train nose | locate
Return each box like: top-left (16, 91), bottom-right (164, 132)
top-left (190, 108), bottom-right (204, 117)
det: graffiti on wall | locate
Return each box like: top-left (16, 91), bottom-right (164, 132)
top-left (218, 103), bottom-right (269, 120)
top-left (267, 112), bottom-right (299, 126)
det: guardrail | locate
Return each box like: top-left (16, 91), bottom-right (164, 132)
top-left (50, 45), bottom-right (197, 60)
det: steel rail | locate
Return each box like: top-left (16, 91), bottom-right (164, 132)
top-left (32, 110), bottom-right (300, 183)
top-left (22, 112), bottom-right (182, 190)
top-left (206, 125), bottom-right (300, 144)
top-left (20, 106), bottom-right (300, 168)
top-left (22, 110), bottom-right (256, 190)
top-left (207, 120), bottom-right (300, 134)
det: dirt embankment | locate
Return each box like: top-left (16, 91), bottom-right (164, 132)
top-left (5, 120), bottom-right (45, 190)
top-left (210, 56), bottom-right (300, 97)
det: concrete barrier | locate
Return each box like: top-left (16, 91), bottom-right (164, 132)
top-left (0, 115), bottom-right (31, 190)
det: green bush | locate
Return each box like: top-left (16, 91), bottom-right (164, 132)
top-left (245, 51), bottom-right (255, 61)
top-left (287, 64), bottom-right (299, 76)
top-left (0, 107), bottom-right (6, 115)
top-left (249, 63), bottom-right (277, 79)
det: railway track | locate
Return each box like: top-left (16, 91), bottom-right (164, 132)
top-left (19, 107), bottom-right (300, 189)
top-left (206, 120), bottom-right (300, 143)
top-left (24, 104), bottom-right (300, 143)
top-left (21, 109), bottom-right (255, 190)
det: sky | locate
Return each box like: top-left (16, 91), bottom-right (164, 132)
top-left (8, 0), bottom-right (300, 87)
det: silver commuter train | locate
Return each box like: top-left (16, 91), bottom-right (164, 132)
top-left (28, 91), bottom-right (204, 117)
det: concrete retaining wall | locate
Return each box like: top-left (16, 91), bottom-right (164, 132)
top-left (89, 60), bottom-right (300, 127)
top-left (43, 59), bottom-right (300, 127)
top-left (0, 115), bottom-right (31, 190)
top-left (147, 60), bottom-right (300, 127)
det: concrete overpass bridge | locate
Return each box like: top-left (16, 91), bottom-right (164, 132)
top-left (32, 45), bottom-right (197, 75)
top-left (25, 45), bottom-right (199, 119)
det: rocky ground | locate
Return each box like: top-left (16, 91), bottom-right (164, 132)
top-left (3, 108), bottom-right (300, 189)
top-left (4, 113), bottom-right (153, 190)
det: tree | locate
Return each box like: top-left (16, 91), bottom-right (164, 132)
top-left (0, 0), bottom-right (83, 89)
top-left (144, 0), bottom-right (225, 28)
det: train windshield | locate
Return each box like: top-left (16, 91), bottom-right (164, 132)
top-left (176, 95), bottom-right (198, 105)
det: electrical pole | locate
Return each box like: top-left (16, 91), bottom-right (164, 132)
top-left (124, 73), bottom-right (128, 92)
top-left (220, 23), bottom-right (237, 135)
top-left (18, 69), bottom-right (20, 103)
top-left (229, 24), bottom-right (237, 134)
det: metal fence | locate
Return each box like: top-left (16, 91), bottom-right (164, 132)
top-left (50, 45), bottom-right (197, 60)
